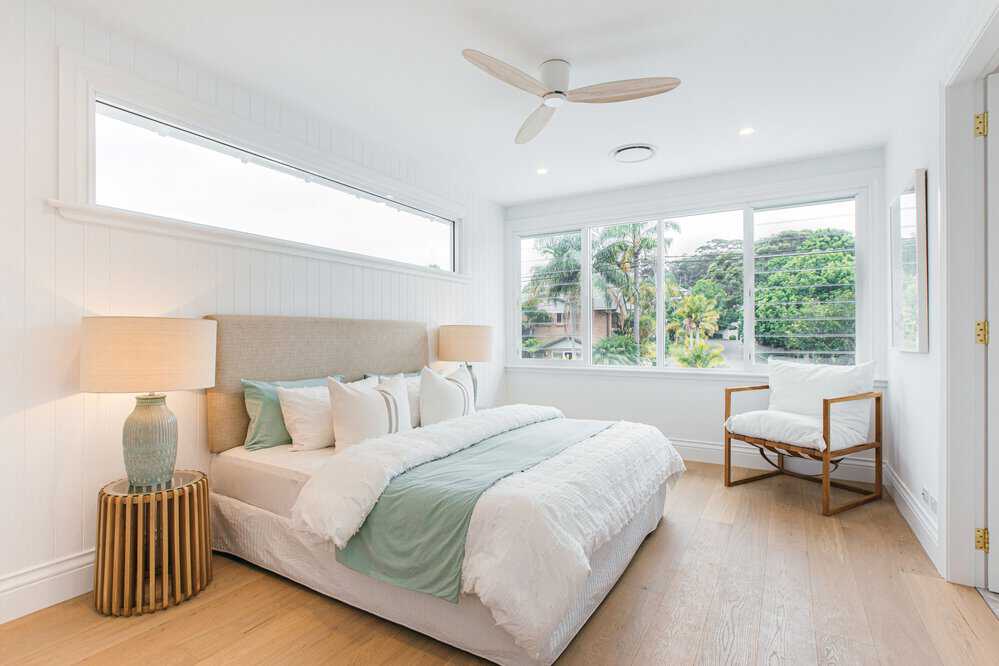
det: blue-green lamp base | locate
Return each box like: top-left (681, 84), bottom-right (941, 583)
top-left (122, 394), bottom-right (178, 488)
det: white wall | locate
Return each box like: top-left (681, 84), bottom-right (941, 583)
top-left (0, 0), bottom-right (504, 622)
top-left (504, 149), bottom-right (889, 483)
top-left (881, 0), bottom-right (999, 575)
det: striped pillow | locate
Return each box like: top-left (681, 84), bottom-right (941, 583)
top-left (419, 366), bottom-right (475, 426)
top-left (328, 374), bottom-right (412, 449)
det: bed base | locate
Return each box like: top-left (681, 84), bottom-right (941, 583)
top-left (209, 479), bottom-right (674, 666)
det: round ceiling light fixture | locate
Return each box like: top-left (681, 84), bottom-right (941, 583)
top-left (612, 143), bottom-right (656, 163)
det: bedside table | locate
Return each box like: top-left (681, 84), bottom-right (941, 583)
top-left (94, 470), bottom-right (212, 616)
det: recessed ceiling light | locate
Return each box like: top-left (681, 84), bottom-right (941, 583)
top-left (738, 127), bottom-right (756, 136)
top-left (536, 167), bottom-right (549, 175)
top-left (612, 143), bottom-right (656, 163)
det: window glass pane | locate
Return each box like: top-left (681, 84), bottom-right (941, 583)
top-left (662, 210), bottom-right (744, 368)
top-left (591, 222), bottom-right (658, 366)
top-left (753, 199), bottom-right (856, 365)
top-left (519, 231), bottom-right (582, 360)
top-left (95, 102), bottom-right (454, 271)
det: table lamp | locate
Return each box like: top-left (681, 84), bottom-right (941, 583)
top-left (437, 324), bottom-right (493, 402)
top-left (80, 316), bottom-right (217, 488)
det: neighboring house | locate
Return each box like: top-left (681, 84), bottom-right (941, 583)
top-left (522, 294), bottom-right (617, 359)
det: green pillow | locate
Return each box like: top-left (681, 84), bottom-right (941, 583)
top-left (241, 376), bottom-right (341, 450)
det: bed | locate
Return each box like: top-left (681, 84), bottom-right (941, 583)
top-left (205, 315), bottom-right (685, 665)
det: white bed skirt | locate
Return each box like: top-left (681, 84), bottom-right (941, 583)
top-left (211, 479), bottom-right (673, 666)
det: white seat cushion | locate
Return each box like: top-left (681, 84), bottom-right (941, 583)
top-left (725, 409), bottom-right (868, 452)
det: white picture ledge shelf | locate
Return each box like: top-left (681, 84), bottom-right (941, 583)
top-left (47, 199), bottom-right (472, 285)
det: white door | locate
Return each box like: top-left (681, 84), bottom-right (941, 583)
top-left (987, 73), bottom-right (999, 592)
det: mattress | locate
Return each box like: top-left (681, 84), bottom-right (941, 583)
top-left (210, 445), bottom-right (337, 518)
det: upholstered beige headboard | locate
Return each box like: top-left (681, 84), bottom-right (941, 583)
top-left (204, 315), bottom-right (429, 453)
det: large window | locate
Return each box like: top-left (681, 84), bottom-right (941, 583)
top-left (519, 231), bottom-right (582, 361)
top-left (516, 198), bottom-right (859, 369)
top-left (591, 221), bottom-right (658, 367)
top-left (753, 200), bottom-right (856, 365)
top-left (95, 102), bottom-right (455, 271)
top-left (663, 210), bottom-right (744, 368)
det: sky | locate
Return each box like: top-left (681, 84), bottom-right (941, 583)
top-left (95, 104), bottom-right (454, 271)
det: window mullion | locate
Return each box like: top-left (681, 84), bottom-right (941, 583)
top-left (743, 206), bottom-right (755, 368)
top-left (581, 226), bottom-right (593, 366)
top-left (656, 220), bottom-right (665, 368)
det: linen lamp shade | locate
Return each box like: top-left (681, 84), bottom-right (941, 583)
top-left (80, 316), bottom-right (217, 393)
top-left (437, 325), bottom-right (493, 362)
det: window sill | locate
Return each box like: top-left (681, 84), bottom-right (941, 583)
top-left (505, 362), bottom-right (888, 388)
top-left (48, 199), bottom-right (471, 284)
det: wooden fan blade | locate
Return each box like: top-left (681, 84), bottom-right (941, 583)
top-left (515, 105), bottom-right (556, 144)
top-left (566, 77), bottom-right (681, 103)
top-left (463, 49), bottom-right (549, 98)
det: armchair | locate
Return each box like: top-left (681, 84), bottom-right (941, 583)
top-left (724, 384), bottom-right (882, 516)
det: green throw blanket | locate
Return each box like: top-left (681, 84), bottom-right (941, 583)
top-left (335, 417), bottom-right (611, 601)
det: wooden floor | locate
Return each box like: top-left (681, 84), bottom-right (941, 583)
top-left (4, 461), bottom-right (999, 665)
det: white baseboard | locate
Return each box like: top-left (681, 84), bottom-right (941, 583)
top-left (884, 465), bottom-right (943, 573)
top-left (671, 437), bottom-right (879, 483)
top-left (0, 550), bottom-right (94, 624)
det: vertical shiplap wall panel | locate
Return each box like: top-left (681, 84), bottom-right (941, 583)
top-left (52, 219), bottom-right (86, 559)
top-left (81, 223), bottom-right (110, 553)
top-left (23, 0), bottom-right (58, 570)
top-left (0, 0), bottom-right (27, 577)
top-left (233, 248), bottom-right (252, 315)
top-left (1, 0), bottom-right (505, 623)
top-left (265, 253), bottom-right (281, 314)
top-left (215, 246), bottom-right (235, 315)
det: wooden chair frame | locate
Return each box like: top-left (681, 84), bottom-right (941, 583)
top-left (724, 385), bottom-right (883, 516)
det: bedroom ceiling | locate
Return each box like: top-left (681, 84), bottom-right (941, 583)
top-left (57, 0), bottom-right (973, 205)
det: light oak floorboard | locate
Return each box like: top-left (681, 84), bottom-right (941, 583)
top-left (755, 475), bottom-right (819, 666)
top-left (3, 463), bottom-right (998, 666)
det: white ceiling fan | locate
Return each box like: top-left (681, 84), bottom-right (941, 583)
top-left (462, 49), bottom-right (681, 144)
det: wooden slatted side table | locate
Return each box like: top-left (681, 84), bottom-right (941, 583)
top-left (94, 470), bottom-right (212, 616)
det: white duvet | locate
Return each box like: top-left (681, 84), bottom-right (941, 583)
top-left (291, 404), bottom-right (685, 659)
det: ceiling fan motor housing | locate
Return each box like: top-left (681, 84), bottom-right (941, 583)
top-left (540, 59), bottom-right (571, 92)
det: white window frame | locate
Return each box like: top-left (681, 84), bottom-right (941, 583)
top-left (52, 48), bottom-right (469, 283)
top-left (507, 181), bottom-right (876, 378)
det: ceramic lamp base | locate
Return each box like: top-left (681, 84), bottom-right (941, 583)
top-left (462, 361), bottom-right (478, 406)
top-left (122, 394), bottom-right (178, 487)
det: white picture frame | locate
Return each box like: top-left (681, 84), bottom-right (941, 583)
top-left (890, 168), bottom-right (929, 353)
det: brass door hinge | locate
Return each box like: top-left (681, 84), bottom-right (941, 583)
top-left (976, 112), bottom-right (989, 137)
top-left (976, 320), bottom-right (989, 344)
top-left (976, 527), bottom-right (989, 553)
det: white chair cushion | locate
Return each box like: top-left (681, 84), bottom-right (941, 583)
top-left (725, 409), bottom-right (868, 452)
top-left (768, 359), bottom-right (875, 440)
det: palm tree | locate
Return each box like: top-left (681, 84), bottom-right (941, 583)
top-left (524, 233), bottom-right (581, 340)
top-left (590, 221), bottom-right (681, 348)
top-left (667, 293), bottom-right (721, 348)
top-left (592, 223), bottom-right (658, 347)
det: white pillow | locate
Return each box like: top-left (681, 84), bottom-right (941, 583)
top-left (329, 374), bottom-right (412, 449)
top-left (767, 360), bottom-right (875, 441)
top-left (276, 377), bottom-right (376, 451)
top-left (367, 373), bottom-right (421, 428)
top-left (419, 366), bottom-right (475, 426)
